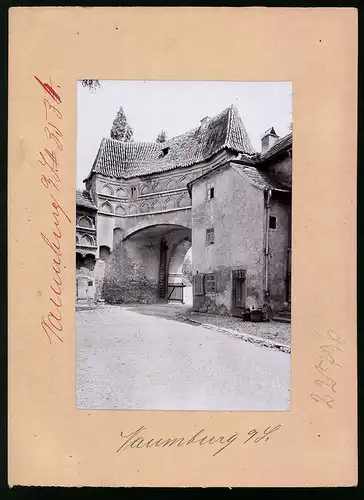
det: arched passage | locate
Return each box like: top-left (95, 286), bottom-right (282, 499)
top-left (102, 222), bottom-right (192, 305)
top-left (167, 237), bottom-right (193, 305)
top-left (168, 238), bottom-right (192, 279)
top-left (76, 252), bottom-right (97, 303)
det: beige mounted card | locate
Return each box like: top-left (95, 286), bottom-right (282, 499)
top-left (8, 7), bottom-right (357, 487)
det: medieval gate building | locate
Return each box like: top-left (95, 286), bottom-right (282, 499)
top-left (76, 105), bottom-right (292, 316)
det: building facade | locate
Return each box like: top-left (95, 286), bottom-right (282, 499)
top-left (76, 105), bottom-right (292, 317)
top-left (187, 140), bottom-right (292, 317)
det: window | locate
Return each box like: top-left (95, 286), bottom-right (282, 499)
top-left (206, 228), bottom-right (214, 245)
top-left (131, 186), bottom-right (137, 198)
top-left (207, 182), bottom-right (214, 200)
top-left (193, 273), bottom-right (205, 296)
top-left (88, 280), bottom-right (93, 286)
top-left (269, 215), bottom-right (277, 230)
top-left (81, 234), bottom-right (94, 246)
top-left (205, 273), bottom-right (216, 293)
top-left (78, 216), bottom-right (92, 228)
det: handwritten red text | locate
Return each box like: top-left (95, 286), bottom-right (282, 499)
top-left (35, 76), bottom-right (71, 343)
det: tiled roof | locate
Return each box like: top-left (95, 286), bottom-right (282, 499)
top-left (263, 126), bottom-right (278, 137)
top-left (231, 164), bottom-right (290, 191)
top-left (76, 189), bottom-right (97, 210)
top-left (260, 132), bottom-right (292, 161)
top-left (86, 105), bottom-right (256, 180)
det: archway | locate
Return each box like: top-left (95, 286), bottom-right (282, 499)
top-left (101, 223), bottom-right (192, 305)
top-left (167, 236), bottom-right (192, 305)
top-left (76, 253), bottom-right (97, 303)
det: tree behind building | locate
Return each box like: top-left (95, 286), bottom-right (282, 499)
top-left (80, 80), bottom-right (101, 92)
top-left (156, 130), bottom-right (168, 143)
top-left (110, 106), bottom-right (134, 142)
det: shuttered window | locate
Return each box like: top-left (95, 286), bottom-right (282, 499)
top-left (205, 274), bottom-right (216, 293)
top-left (193, 273), bottom-right (205, 296)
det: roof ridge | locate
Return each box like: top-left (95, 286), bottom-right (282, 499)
top-left (102, 105), bottom-right (236, 148)
top-left (105, 136), bottom-right (158, 147)
top-left (225, 105), bottom-right (233, 146)
top-left (225, 104), bottom-right (256, 155)
top-left (277, 131), bottom-right (292, 141)
top-left (92, 137), bottom-right (107, 170)
top-left (164, 105), bottom-right (233, 144)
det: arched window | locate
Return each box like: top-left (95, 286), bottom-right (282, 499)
top-left (164, 197), bottom-right (175, 210)
top-left (99, 201), bottom-right (113, 213)
top-left (152, 199), bottom-right (163, 212)
top-left (116, 187), bottom-right (128, 198)
top-left (140, 202), bottom-right (150, 213)
top-left (140, 184), bottom-right (151, 195)
top-left (179, 174), bottom-right (191, 186)
top-left (177, 194), bottom-right (190, 208)
top-left (115, 205), bottom-right (127, 215)
top-left (81, 234), bottom-right (94, 246)
top-left (166, 178), bottom-right (178, 191)
top-left (99, 245), bottom-right (111, 261)
top-left (101, 184), bottom-right (113, 196)
top-left (152, 180), bottom-right (161, 192)
top-left (78, 215), bottom-right (92, 228)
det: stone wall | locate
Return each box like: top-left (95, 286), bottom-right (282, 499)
top-left (102, 237), bottom-right (160, 304)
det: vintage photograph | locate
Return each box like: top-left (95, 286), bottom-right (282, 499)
top-left (76, 80), bottom-right (292, 411)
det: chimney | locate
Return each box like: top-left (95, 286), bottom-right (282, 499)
top-left (261, 127), bottom-right (279, 153)
top-left (200, 116), bottom-right (210, 129)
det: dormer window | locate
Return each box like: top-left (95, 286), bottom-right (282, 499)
top-left (161, 147), bottom-right (170, 157)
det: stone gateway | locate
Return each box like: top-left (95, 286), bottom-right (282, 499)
top-left (76, 105), bottom-right (292, 318)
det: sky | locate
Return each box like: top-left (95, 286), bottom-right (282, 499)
top-left (77, 80), bottom-right (292, 189)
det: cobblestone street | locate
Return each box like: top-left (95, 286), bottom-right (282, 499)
top-left (127, 303), bottom-right (291, 346)
top-left (77, 305), bottom-right (290, 411)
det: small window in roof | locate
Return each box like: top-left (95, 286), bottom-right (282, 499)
top-left (162, 147), bottom-right (170, 156)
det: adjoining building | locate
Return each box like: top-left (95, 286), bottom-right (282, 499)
top-left (76, 190), bottom-right (99, 304)
top-left (76, 105), bottom-right (292, 319)
top-left (187, 127), bottom-right (292, 319)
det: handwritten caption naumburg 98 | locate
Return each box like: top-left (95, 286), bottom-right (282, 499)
top-left (116, 424), bottom-right (282, 457)
top-left (34, 76), bottom-right (71, 344)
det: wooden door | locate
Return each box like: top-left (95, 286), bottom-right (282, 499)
top-left (232, 269), bottom-right (246, 317)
